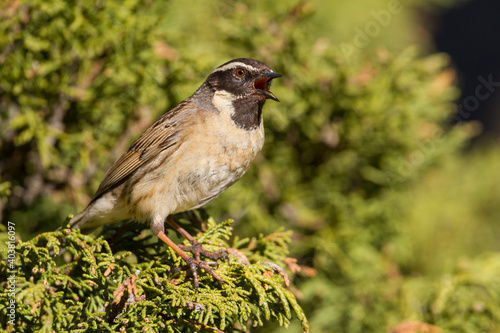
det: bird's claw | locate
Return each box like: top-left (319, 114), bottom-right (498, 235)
top-left (174, 240), bottom-right (230, 290)
top-left (179, 240), bottom-right (230, 265)
top-left (175, 256), bottom-right (227, 290)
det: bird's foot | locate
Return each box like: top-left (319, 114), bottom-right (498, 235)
top-left (174, 256), bottom-right (227, 290)
top-left (179, 240), bottom-right (230, 264)
top-left (177, 240), bottom-right (230, 290)
top-left (155, 230), bottom-right (229, 291)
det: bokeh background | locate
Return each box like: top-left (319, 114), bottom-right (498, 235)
top-left (1, 0), bottom-right (500, 332)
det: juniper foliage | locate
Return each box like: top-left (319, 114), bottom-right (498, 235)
top-left (0, 217), bottom-right (308, 332)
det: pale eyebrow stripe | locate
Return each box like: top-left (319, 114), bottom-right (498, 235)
top-left (211, 62), bottom-right (265, 73)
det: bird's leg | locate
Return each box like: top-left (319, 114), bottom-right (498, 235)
top-left (152, 223), bottom-right (225, 290)
top-left (166, 216), bottom-right (230, 264)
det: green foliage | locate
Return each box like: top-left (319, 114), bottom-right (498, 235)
top-left (398, 148), bottom-right (500, 276)
top-left (0, 179), bottom-right (11, 203)
top-left (1, 0), bottom-right (168, 167)
top-left (0, 218), bottom-right (308, 332)
top-left (400, 253), bottom-right (500, 333)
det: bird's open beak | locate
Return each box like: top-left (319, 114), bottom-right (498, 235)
top-left (253, 72), bottom-right (283, 102)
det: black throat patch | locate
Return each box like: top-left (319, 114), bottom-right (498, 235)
top-left (231, 95), bottom-right (265, 130)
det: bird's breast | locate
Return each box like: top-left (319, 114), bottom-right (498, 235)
top-left (171, 108), bottom-right (265, 212)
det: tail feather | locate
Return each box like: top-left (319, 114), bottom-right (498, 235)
top-left (68, 208), bottom-right (90, 230)
top-left (60, 195), bottom-right (129, 232)
top-left (58, 206), bottom-right (94, 231)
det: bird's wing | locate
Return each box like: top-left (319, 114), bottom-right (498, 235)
top-left (90, 99), bottom-right (195, 202)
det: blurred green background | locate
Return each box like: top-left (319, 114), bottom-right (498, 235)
top-left (2, 0), bottom-right (500, 332)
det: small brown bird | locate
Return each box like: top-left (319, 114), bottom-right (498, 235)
top-left (69, 58), bottom-right (282, 289)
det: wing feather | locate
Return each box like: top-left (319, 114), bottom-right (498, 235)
top-left (90, 100), bottom-right (194, 202)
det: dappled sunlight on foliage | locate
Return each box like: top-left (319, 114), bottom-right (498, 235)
top-left (0, 218), bottom-right (308, 332)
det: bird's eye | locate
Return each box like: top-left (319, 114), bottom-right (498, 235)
top-left (234, 68), bottom-right (246, 77)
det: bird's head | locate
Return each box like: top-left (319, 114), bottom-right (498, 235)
top-left (207, 58), bottom-right (282, 102)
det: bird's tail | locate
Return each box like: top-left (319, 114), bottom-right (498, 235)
top-left (67, 208), bottom-right (89, 229)
top-left (58, 205), bottom-right (97, 232)
top-left (59, 196), bottom-right (128, 232)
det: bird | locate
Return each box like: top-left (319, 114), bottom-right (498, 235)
top-left (67, 58), bottom-right (282, 289)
